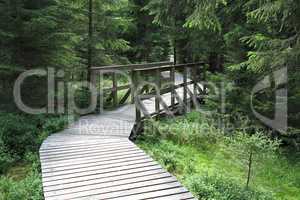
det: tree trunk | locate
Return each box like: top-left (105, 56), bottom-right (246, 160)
top-left (246, 150), bottom-right (253, 189)
top-left (87, 0), bottom-right (93, 82)
top-left (209, 53), bottom-right (224, 73)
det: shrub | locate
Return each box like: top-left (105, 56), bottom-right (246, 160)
top-left (0, 113), bottom-right (37, 158)
top-left (41, 115), bottom-right (68, 134)
top-left (0, 112), bottom-right (69, 173)
top-left (0, 169), bottom-right (43, 200)
top-left (0, 113), bottom-right (67, 157)
top-left (227, 132), bottom-right (280, 188)
top-left (187, 174), bottom-right (274, 200)
top-left (151, 112), bottom-right (223, 150)
top-left (159, 152), bottom-right (178, 173)
top-left (73, 87), bottom-right (92, 110)
top-left (0, 140), bottom-right (14, 174)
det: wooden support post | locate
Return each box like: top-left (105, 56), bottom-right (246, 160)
top-left (171, 66), bottom-right (175, 108)
top-left (99, 71), bottom-right (104, 113)
top-left (155, 68), bottom-right (161, 116)
top-left (203, 65), bottom-right (207, 95)
top-left (193, 67), bottom-right (198, 97)
top-left (131, 70), bottom-right (135, 104)
top-left (183, 67), bottom-right (188, 110)
top-left (119, 88), bottom-right (131, 105)
top-left (133, 70), bottom-right (141, 124)
top-left (112, 72), bottom-right (118, 107)
top-left (192, 67), bottom-right (199, 107)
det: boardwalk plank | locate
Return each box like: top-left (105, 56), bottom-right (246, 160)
top-left (43, 168), bottom-right (166, 192)
top-left (44, 172), bottom-right (173, 198)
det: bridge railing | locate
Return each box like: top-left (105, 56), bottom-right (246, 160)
top-left (132, 63), bottom-right (206, 122)
top-left (90, 61), bottom-right (207, 124)
top-left (90, 62), bottom-right (174, 108)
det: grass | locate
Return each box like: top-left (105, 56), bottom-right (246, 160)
top-left (5, 163), bottom-right (31, 181)
top-left (0, 153), bottom-right (43, 200)
top-left (137, 112), bottom-right (300, 200)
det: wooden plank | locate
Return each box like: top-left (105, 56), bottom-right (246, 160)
top-left (46, 177), bottom-right (179, 200)
top-left (119, 88), bottom-right (131, 105)
top-left (43, 164), bottom-right (161, 187)
top-left (42, 156), bottom-right (152, 178)
top-left (41, 151), bottom-right (146, 170)
top-left (40, 141), bottom-right (131, 154)
top-left (73, 182), bottom-right (183, 200)
top-left (40, 146), bottom-right (139, 161)
top-left (44, 172), bottom-right (172, 198)
top-left (40, 142), bottom-right (134, 156)
top-left (109, 188), bottom-right (192, 200)
top-left (40, 142), bottom-right (135, 156)
top-left (44, 168), bottom-right (166, 192)
top-left (42, 161), bottom-right (158, 185)
top-left (91, 61), bottom-right (173, 71)
top-left (134, 62), bottom-right (205, 72)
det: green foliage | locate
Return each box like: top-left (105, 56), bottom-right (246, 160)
top-left (41, 116), bottom-right (69, 134)
top-left (158, 152), bottom-right (178, 173)
top-left (145, 112), bottom-right (222, 150)
top-left (0, 154), bottom-right (43, 200)
top-left (228, 132), bottom-right (280, 188)
top-left (0, 141), bottom-right (14, 174)
top-left (184, 0), bottom-right (227, 32)
top-left (0, 113), bottom-right (68, 173)
top-left (0, 114), bottom-right (39, 158)
top-left (187, 174), bottom-right (274, 200)
top-left (124, 0), bottom-right (170, 62)
top-left (0, 112), bottom-right (67, 197)
top-left (229, 132), bottom-right (280, 159)
top-left (138, 112), bottom-right (300, 199)
top-left (73, 87), bottom-right (93, 110)
top-left (145, 0), bottom-right (299, 145)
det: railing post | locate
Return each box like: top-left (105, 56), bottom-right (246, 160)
top-left (131, 70), bottom-right (135, 104)
top-left (133, 70), bottom-right (141, 123)
top-left (183, 67), bottom-right (188, 110)
top-left (99, 70), bottom-right (104, 113)
top-left (155, 68), bottom-right (161, 117)
top-left (203, 65), bottom-right (207, 95)
top-left (171, 66), bottom-right (175, 108)
top-left (112, 72), bottom-right (118, 107)
top-left (193, 67), bottom-right (198, 98)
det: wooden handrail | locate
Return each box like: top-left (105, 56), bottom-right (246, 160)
top-left (90, 61), bottom-right (206, 72)
top-left (90, 61), bottom-right (173, 71)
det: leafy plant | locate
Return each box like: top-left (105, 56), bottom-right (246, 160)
top-left (228, 132), bottom-right (280, 188)
top-left (187, 174), bottom-right (274, 200)
top-left (0, 165), bottom-right (43, 200)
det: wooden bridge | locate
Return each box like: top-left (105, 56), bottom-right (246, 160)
top-left (40, 62), bottom-right (206, 200)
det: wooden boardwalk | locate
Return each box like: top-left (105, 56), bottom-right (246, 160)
top-left (40, 72), bottom-right (197, 200)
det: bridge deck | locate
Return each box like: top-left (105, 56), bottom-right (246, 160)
top-left (40, 73), bottom-right (197, 200)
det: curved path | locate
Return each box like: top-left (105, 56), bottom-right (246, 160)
top-left (40, 73), bottom-right (197, 200)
